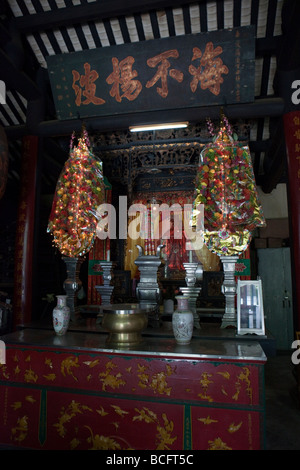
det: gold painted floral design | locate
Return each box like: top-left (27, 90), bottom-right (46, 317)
top-left (228, 422), bottom-right (243, 433)
top-left (52, 400), bottom-right (177, 450)
top-left (208, 437), bottom-right (232, 450)
top-left (24, 368), bottom-right (38, 383)
top-left (198, 415), bottom-right (218, 425)
top-left (1, 348), bottom-right (256, 407)
top-left (133, 407), bottom-right (177, 450)
top-left (98, 360), bottom-right (126, 391)
top-left (10, 394), bottom-right (38, 443)
top-left (198, 372), bottom-right (214, 401)
top-left (61, 356), bottom-right (80, 381)
top-left (234, 367), bottom-right (253, 404)
top-left (137, 363), bottom-right (174, 395)
top-left (53, 400), bottom-right (93, 438)
top-left (11, 416), bottom-right (28, 443)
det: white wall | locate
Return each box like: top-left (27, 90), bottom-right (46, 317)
top-left (257, 183), bottom-right (288, 219)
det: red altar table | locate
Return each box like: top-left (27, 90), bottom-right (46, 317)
top-left (0, 328), bottom-right (266, 450)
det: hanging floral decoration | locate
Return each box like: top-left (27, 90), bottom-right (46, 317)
top-left (192, 114), bottom-right (265, 256)
top-left (47, 128), bottom-right (104, 257)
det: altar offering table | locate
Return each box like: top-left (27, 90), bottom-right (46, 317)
top-left (0, 328), bottom-right (266, 450)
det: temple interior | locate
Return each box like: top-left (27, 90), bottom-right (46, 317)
top-left (0, 0), bottom-right (300, 452)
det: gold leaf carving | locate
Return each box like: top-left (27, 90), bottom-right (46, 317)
top-left (25, 395), bottom-right (36, 404)
top-left (85, 426), bottom-right (122, 450)
top-left (96, 406), bottom-right (108, 416)
top-left (228, 422), bottom-right (243, 433)
top-left (11, 401), bottom-right (22, 411)
top-left (217, 371), bottom-right (230, 379)
top-left (111, 405), bottom-right (129, 418)
top-left (24, 368), bottom-right (38, 383)
top-left (70, 437), bottom-right (80, 450)
top-left (0, 365), bottom-right (9, 379)
top-left (53, 400), bottom-right (93, 438)
top-left (221, 386), bottom-right (228, 396)
top-left (45, 358), bottom-right (53, 369)
top-left (61, 356), bottom-right (80, 381)
top-left (83, 359), bottom-right (100, 368)
top-left (208, 437), bottom-right (232, 450)
top-left (137, 364), bottom-right (174, 396)
top-left (98, 361), bottom-right (126, 391)
top-left (198, 416), bottom-right (218, 425)
top-left (198, 372), bottom-right (214, 402)
top-left (43, 373), bottom-right (56, 381)
top-left (11, 416), bottom-right (28, 443)
top-left (132, 407), bottom-right (177, 450)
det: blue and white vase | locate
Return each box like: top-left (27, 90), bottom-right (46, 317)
top-left (172, 296), bottom-right (194, 345)
top-left (52, 295), bottom-right (70, 336)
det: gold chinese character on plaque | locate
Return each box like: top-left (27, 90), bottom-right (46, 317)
top-left (106, 56), bottom-right (142, 102)
top-left (189, 42), bottom-right (229, 96)
top-left (146, 49), bottom-right (184, 98)
top-left (72, 62), bottom-right (105, 106)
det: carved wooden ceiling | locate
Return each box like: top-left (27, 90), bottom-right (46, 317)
top-left (0, 0), bottom-right (299, 197)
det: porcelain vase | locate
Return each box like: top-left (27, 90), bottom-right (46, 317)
top-left (52, 295), bottom-right (70, 336)
top-left (172, 295), bottom-right (194, 344)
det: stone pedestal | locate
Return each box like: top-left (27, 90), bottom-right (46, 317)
top-left (220, 255), bottom-right (239, 329)
top-left (179, 262), bottom-right (203, 329)
top-left (183, 262), bottom-right (199, 286)
top-left (62, 256), bottom-right (83, 323)
top-left (95, 261), bottom-right (114, 307)
top-left (135, 244), bottom-right (164, 327)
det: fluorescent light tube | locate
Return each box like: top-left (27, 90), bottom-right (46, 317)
top-left (129, 122), bottom-right (189, 132)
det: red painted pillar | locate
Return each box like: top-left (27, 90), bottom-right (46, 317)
top-left (283, 111), bottom-right (300, 329)
top-left (13, 135), bottom-right (39, 329)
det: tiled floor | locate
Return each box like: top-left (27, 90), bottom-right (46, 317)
top-left (265, 351), bottom-right (300, 450)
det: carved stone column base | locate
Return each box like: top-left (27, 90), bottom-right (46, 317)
top-left (62, 256), bottom-right (83, 323)
top-left (183, 262), bottom-right (199, 286)
top-left (134, 244), bottom-right (164, 328)
top-left (180, 262), bottom-right (203, 328)
top-left (95, 261), bottom-right (114, 307)
top-left (220, 255), bottom-right (239, 329)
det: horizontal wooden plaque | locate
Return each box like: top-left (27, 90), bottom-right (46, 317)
top-left (47, 26), bottom-right (255, 121)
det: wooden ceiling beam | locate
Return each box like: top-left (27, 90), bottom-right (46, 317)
top-left (260, 0), bottom-right (300, 193)
top-left (277, 0), bottom-right (300, 70)
top-left (14, 0), bottom-right (204, 33)
top-left (4, 97), bottom-right (284, 138)
top-left (0, 48), bottom-right (40, 100)
top-left (12, 0), bottom-right (279, 50)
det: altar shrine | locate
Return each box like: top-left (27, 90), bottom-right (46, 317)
top-left (0, 118), bottom-right (271, 451)
top-left (2, 0), bottom-right (300, 451)
top-left (0, 328), bottom-right (266, 451)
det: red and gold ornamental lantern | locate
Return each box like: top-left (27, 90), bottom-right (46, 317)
top-left (47, 129), bottom-right (104, 257)
top-left (192, 116), bottom-right (265, 256)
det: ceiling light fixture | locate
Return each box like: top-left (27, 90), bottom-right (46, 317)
top-left (129, 122), bottom-right (189, 132)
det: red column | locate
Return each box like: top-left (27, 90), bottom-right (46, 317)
top-left (87, 181), bottom-right (112, 305)
top-left (13, 135), bottom-right (38, 329)
top-left (283, 111), bottom-right (300, 329)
